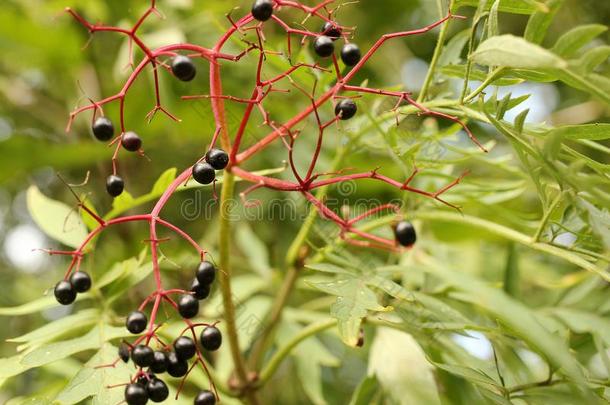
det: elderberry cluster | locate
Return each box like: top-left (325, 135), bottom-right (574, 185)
top-left (117, 261), bottom-right (221, 404)
top-left (53, 271), bottom-right (91, 305)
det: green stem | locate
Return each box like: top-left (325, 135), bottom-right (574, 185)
top-left (463, 67), bottom-right (506, 103)
top-left (218, 171), bottom-right (259, 404)
top-left (418, 0), bottom-right (455, 102)
top-left (532, 192), bottom-right (562, 242)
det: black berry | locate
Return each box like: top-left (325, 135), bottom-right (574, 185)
top-left (150, 351), bottom-right (168, 374)
top-left (119, 342), bottom-right (131, 363)
top-left (125, 383), bottom-right (148, 405)
top-left (205, 148), bottom-right (229, 170)
top-left (54, 280), bottom-right (76, 305)
top-left (121, 131), bottom-right (142, 152)
top-left (251, 0), bottom-right (274, 21)
top-left (192, 162), bottom-right (215, 185)
top-left (341, 43), bottom-right (361, 66)
top-left (394, 221), bottom-right (416, 247)
top-left (171, 55), bottom-right (196, 82)
top-left (92, 117), bottom-right (114, 141)
top-left (191, 278), bottom-right (211, 300)
top-left (321, 21), bottom-right (342, 40)
top-left (334, 98), bottom-right (357, 120)
top-left (313, 35), bottom-right (334, 58)
top-left (194, 390), bottom-right (217, 405)
top-left (166, 352), bottom-right (188, 377)
top-left (174, 336), bottom-right (197, 360)
top-left (137, 372), bottom-right (153, 386)
top-left (69, 271), bottom-right (91, 293)
top-left (132, 345), bottom-right (155, 368)
top-left (126, 311), bottom-right (148, 334)
top-left (196, 261), bottom-right (216, 285)
top-left (200, 326), bottom-right (222, 351)
top-left (178, 294), bottom-right (199, 319)
top-left (147, 378), bottom-right (169, 403)
top-left (106, 174), bottom-right (124, 197)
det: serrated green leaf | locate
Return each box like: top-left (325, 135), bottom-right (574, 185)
top-left (547, 124), bottom-right (610, 141)
top-left (27, 185), bottom-right (89, 249)
top-left (514, 109), bottom-right (529, 134)
top-left (552, 24), bottom-right (608, 58)
top-left (472, 35), bottom-right (567, 69)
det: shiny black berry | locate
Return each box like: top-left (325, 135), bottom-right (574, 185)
top-left (126, 311), bottom-right (148, 334)
top-left (132, 345), bottom-right (155, 367)
top-left (200, 326), bottom-right (222, 351)
top-left (119, 342), bottom-right (131, 363)
top-left (334, 98), bottom-right (357, 120)
top-left (69, 271), bottom-right (91, 293)
top-left (205, 148), bottom-right (229, 170)
top-left (54, 280), bottom-right (76, 305)
top-left (321, 21), bottom-right (342, 40)
top-left (174, 336), bottom-right (197, 360)
top-left (166, 352), bottom-right (188, 377)
top-left (137, 372), bottom-right (153, 386)
top-left (394, 221), bottom-right (416, 247)
top-left (121, 131), bottom-right (142, 152)
top-left (196, 261), bottom-right (216, 285)
top-left (194, 390), bottom-right (217, 405)
top-left (150, 351), bottom-right (168, 374)
top-left (178, 294), bottom-right (199, 319)
top-left (92, 117), bottom-right (114, 141)
top-left (106, 174), bottom-right (124, 197)
top-left (313, 35), bottom-right (334, 58)
top-left (251, 0), bottom-right (274, 21)
top-left (125, 383), bottom-right (148, 405)
top-left (192, 162), bottom-right (215, 185)
top-left (147, 378), bottom-right (169, 403)
top-left (341, 43), bottom-right (361, 66)
top-left (191, 278), bottom-right (211, 300)
top-left (171, 55), bottom-right (196, 82)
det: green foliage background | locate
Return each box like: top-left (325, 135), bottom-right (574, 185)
top-left (0, 0), bottom-right (609, 403)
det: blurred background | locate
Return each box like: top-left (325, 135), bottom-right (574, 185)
top-left (0, 0), bottom-right (608, 402)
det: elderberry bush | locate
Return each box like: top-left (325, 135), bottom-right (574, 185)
top-left (2, 0), bottom-right (610, 404)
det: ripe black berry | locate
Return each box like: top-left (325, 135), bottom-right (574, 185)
top-left (166, 352), bottom-right (188, 377)
top-left (132, 345), bottom-right (155, 368)
top-left (69, 271), bottom-right (91, 293)
top-left (334, 98), bottom-right (357, 120)
top-left (205, 148), bottom-right (229, 170)
top-left (54, 280), bottom-right (76, 305)
top-left (119, 342), bottom-right (131, 363)
top-left (321, 21), bottom-right (342, 40)
top-left (174, 336), bottom-right (197, 360)
top-left (200, 326), bottom-right (222, 351)
top-left (196, 261), bottom-right (216, 285)
top-left (394, 221), bottom-right (416, 247)
top-left (92, 116), bottom-right (114, 141)
top-left (313, 35), bottom-right (335, 58)
top-left (121, 131), bottom-right (142, 152)
top-left (194, 390), bottom-right (217, 405)
top-left (251, 0), bottom-right (274, 21)
top-left (106, 174), bottom-right (124, 197)
top-left (341, 43), bottom-right (361, 66)
top-left (147, 378), bottom-right (169, 403)
top-left (137, 371), bottom-right (153, 386)
top-left (125, 383), bottom-right (148, 405)
top-left (150, 351), bottom-right (168, 374)
top-left (191, 278), bottom-right (211, 300)
top-left (178, 294), bottom-right (199, 319)
top-left (192, 162), bottom-right (215, 185)
top-left (126, 311), bottom-right (148, 334)
top-left (171, 55), bottom-right (196, 82)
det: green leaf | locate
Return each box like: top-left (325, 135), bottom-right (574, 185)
top-left (552, 24), bottom-right (608, 58)
top-left (55, 343), bottom-right (132, 405)
top-left (431, 361), bottom-right (501, 391)
top-left (438, 29), bottom-right (471, 67)
top-left (471, 35), bottom-right (567, 69)
top-left (551, 308), bottom-right (610, 346)
top-left (236, 223), bottom-right (272, 278)
top-left (453, 0), bottom-right (538, 14)
top-left (514, 109), bottom-right (529, 134)
top-left (579, 46), bottom-right (610, 72)
top-left (310, 277), bottom-right (388, 346)
top-left (26, 185), bottom-right (88, 249)
top-left (110, 190), bottom-right (136, 214)
top-left (0, 295), bottom-right (72, 316)
top-left (150, 167), bottom-right (177, 195)
top-left (349, 375), bottom-right (378, 405)
top-left (369, 328), bottom-right (441, 405)
top-left (441, 65), bottom-right (523, 85)
top-left (547, 124), bottom-right (610, 141)
top-left (577, 199), bottom-right (610, 250)
top-left (524, 0), bottom-right (565, 44)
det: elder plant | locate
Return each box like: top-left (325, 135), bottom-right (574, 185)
top-left (4, 0), bottom-right (610, 404)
